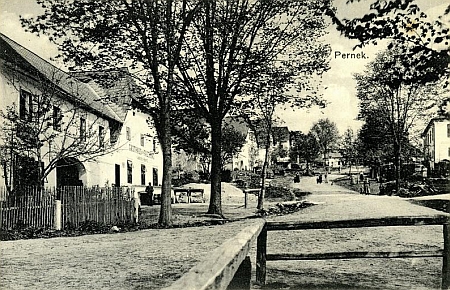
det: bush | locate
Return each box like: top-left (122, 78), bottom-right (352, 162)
top-left (172, 171), bottom-right (201, 187)
top-left (257, 201), bottom-right (315, 217)
top-left (265, 186), bottom-right (295, 201)
top-left (0, 220), bottom-right (140, 241)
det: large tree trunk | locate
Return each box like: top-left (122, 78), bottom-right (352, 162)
top-left (158, 107), bottom-right (173, 226)
top-left (204, 1), bottom-right (223, 216)
top-left (208, 117), bottom-right (223, 216)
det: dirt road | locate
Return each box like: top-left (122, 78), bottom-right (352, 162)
top-left (258, 176), bottom-right (449, 289)
top-left (1, 177), bottom-right (448, 289)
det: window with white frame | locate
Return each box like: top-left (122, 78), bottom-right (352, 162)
top-left (99, 125), bottom-right (105, 147)
top-left (80, 117), bottom-right (86, 142)
top-left (19, 90), bottom-right (33, 121)
top-left (127, 160), bottom-right (133, 184)
top-left (126, 127), bottom-right (131, 141)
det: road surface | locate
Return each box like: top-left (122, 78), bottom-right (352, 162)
top-left (257, 175), bottom-right (449, 289)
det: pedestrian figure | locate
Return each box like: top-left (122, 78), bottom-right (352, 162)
top-left (145, 182), bottom-right (154, 206)
top-left (318, 174), bottom-right (323, 184)
top-left (359, 172), bottom-right (364, 182)
top-left (363, 178), bottom-right (370, 195)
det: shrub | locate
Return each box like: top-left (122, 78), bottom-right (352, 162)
top-left (257, 201), bottom-right (315, 217)
top-left (265, 186), bottom-right (295, 201)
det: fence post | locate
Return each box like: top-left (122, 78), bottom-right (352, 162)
top-left (244, 190), bottom-right (248, 209)
top-left (443, 223), bottom-right (450, 290)
top-left (256, 224), bottom-right (267, 285)
top-left (54, 200), bottom-right (61, 230)
top-left (133, 197), bottom-right (140, 223)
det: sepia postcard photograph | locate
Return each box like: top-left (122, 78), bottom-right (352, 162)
top-left (0, 0), bottom-right (449, 289)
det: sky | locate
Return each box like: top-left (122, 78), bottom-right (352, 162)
top-left (0, 0), bottom-right (449, 135)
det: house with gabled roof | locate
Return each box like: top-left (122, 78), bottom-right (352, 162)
top-left (422, 116), bottom-right (450, 175)
top-left (0, 33), bottom-right (162, 190)
top-left (223, 116), bottom-right (258, 171)
top-left (73, 68), bottom-right (163, 189)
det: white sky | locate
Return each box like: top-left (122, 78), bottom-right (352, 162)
top-left (1, 0), bottom-right (449, 135)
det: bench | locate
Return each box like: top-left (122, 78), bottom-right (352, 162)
top-left (173, 188), bottom-right (205, 203)
top-left (243, 189), bottom-right (260, 208)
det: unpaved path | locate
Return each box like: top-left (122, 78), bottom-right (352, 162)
top-left (257, 176), bottom-right (449, 290)
top-left (1, 178), bottom-right (448, 290)
top-left (0, 219), bottom-right (253, 290)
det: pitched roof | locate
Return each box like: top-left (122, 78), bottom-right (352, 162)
top-left (71, 69), bottom-right (143, 121)
top-left (0, 33), bottom-right (122, 122)
top-left (421, 116), bottom-right (450, 137)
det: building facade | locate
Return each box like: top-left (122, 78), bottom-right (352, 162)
top-left (422, 116), bottom-right (450, 173)
top-left (0, 33), bottom-right (162, 190)
top-left (223, 117), bottom-right (258, 171)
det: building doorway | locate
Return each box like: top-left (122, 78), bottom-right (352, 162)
top-left (115, 164), bottom-right (120, 187)
top-left (56, 158), bottom-right (85, 187)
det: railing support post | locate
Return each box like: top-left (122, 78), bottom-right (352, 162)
top-left (443, 223), bottom-right (450, 290)
top-left (244, 190), bottom-right (248, 209)
top-left (227, 256), bottom-right (251, 290)
top-left (256, 224), bottom-right (267, 285)
top-left (53, 200), bottom-right (61, 230)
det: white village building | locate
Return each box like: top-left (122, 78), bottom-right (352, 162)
top-left (0, 33), bottom-right (162, 190)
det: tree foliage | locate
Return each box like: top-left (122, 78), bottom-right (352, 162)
top-left (355, 42), bottom-right (447, 189)
top-left (327, 0), bottom-right (450, 53)
top-left (22, 0), bottom-right (202, 226)
top-left (290, 131), bottom-right (320, 170)
top-left (309, 118), bottom-right (340, 160)
top-left (341, 127), bottom-right (358, 168)
top-left (221, 123), bottom-right (247, 168)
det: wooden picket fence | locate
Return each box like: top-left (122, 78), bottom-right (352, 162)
top-left (0, 186), bottom-right (135, 230)
top-left (59, 186), bottom-right (135, 229)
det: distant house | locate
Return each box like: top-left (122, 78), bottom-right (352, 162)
top-left (271, 126), bottom-right (291, 165)
top-left (252, 125), bottom-right (292, 171)
top-left (325, 152), bottom-right (343, 169)
top-left (422, 116), bottom-right (450, 175)
top-left (223, 116), bottom-right (258, 171)
top-left (0, 33), bottom-right (162, 189)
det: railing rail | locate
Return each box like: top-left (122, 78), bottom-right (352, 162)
top-left (163, 219), bottom-right (265, 290)
top-left (256, 214), bottom-right (450, 289)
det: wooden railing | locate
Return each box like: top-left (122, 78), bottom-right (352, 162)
top-left (162, 219), bottom-right (265, 290)
top-left (243, 189), bottom-right (259, 208)
top-left (256, 215), bottom-right (450, 289)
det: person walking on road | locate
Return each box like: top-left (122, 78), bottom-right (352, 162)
top-left (317, 174), bottom-right (323, 184)
top-left (363, 178), bottom-right (370, 195)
